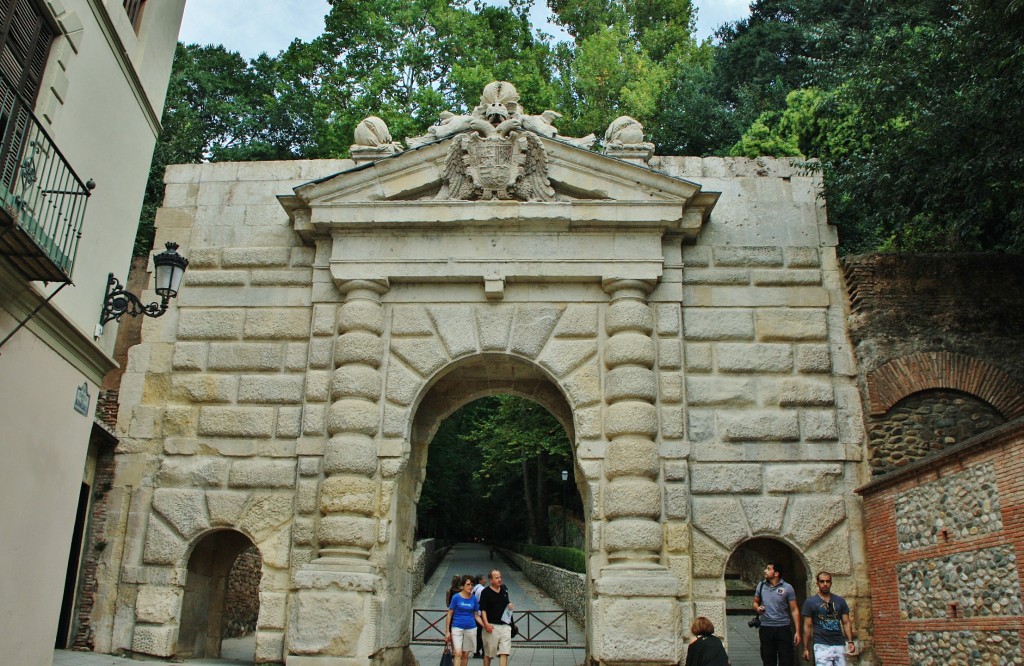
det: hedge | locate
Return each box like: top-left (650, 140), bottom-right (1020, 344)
top-left (512, 543), bottom-right (585, 573)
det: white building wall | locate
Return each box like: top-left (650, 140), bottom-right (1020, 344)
top-left (0, 1), bottom-right (185, 663)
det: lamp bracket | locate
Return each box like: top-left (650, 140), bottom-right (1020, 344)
top-left (99, 272), bottom-right (169, 326)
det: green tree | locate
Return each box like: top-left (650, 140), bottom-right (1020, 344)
top-left (728, 87), bottom-right (824, 158)
top-left (650, 54), bottom-right (751, 157)
top-left (463, 395), bottom-right (572, 545)
top-left (818, 0), bottom-right (1024, 252)
top-left (549, 0), bottom-right (699, 138)
top-left (418, 395), bottom-right (572, 545)
top-left (417, 401), bottom-right (491, 540)
top-left (712, 0), bottom-right (1024, 253)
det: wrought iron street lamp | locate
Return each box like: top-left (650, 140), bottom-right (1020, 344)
top-left (99, 241), bottom-right (189, 328)
top-left (561, 469), bottom-right (568, 546)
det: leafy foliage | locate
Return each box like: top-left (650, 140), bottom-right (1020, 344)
top-left (136, 0), bottom-right (1024, 256)
top-left (512, 543), bottom-right (586, 573)
top-left (418, 395), bottom-right (575, 545)
top-left (707, 0), bottom-right (1024, 253)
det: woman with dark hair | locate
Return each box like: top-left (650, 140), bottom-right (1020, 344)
top-left (685, 617), bottom-right (730, 666)
top-left (446, 575), bottom-right (462, 607)
top-left (446, 575), bottom-right (483, 666)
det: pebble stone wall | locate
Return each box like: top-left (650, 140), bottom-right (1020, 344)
top-left (895, 463), bottom-right (1002, 550)
top-left (869, 391), bottom-right (1005, 476)
top-left (223, 546), bottom-right (262, 638)
top-left (897, 544), bottom-right (1023, 619)
top-left (907, 630), bottom-right (1023, 665)
top-left (858, 419), bottom-right (1024, 666)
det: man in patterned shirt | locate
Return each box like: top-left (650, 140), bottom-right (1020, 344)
top-left (801, 572), bottom-right (855, 665)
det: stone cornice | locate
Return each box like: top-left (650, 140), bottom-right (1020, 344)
top-left (0, 260), bottom-right (117, 383)
top-left (311, 200), bottom-right (702, 234)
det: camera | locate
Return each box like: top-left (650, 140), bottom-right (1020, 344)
top-left (748, 616), bottom-right (762, 629)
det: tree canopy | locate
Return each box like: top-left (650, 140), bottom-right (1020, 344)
top-left (135, 0), bottom-right (1024, 255)
top-left (417, 395), bottom-right (575, 544)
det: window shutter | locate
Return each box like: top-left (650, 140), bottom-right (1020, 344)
top-left (0, 0), bottom-right (55, 101)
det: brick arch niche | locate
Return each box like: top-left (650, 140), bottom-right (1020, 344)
top-left (865, 353), bottom-right (1024, 476)
top-left (866, 352), bottom-right (1024, 419)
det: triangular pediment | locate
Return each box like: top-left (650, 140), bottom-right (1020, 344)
top-left (280, 134), bottom-right (718, 241)
top-left (291, 135), bottom-right (711, 204)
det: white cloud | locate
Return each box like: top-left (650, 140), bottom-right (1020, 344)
top-left (177, 0), bottom-right (749, 60)
top-left (694, 0), bottom-right (751, 41)
top-left (178, 0), bottom-right (330, 59)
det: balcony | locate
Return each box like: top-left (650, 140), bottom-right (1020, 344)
top-left (0, 72), bottom-right (92, 283)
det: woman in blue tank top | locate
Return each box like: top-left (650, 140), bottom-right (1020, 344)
top-left (446, 575), bottom-right (483, 666)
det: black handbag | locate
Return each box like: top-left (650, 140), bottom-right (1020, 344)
top-left (509, 614), bottom-right (519, 639)
top-left (440, 640), bottom-right (454, 666)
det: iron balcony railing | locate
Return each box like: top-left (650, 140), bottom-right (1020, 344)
top-left (0, 71), bottom-right (92, 283)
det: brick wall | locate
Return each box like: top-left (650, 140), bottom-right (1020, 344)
top-left (842, 254), bottom-right (1024, 385)
top-left (71, 435), bottom-right (116, 650)
top-left (857, 418), bottom-right (1024, 665)
top-left (843, 254), bottom-right (1024, 474)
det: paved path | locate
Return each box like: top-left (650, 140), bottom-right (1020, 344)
top-left (54, 543), bottom-right (585, 666)
top-left (54, 636), bottom-right (253, 665)
top-left (410, 543), bottom-right (586, 666)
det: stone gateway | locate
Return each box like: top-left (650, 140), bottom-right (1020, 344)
top-left (93, 82), bottom-right (870, 665)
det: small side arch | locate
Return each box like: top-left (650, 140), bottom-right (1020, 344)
top-left (867, 352), bottom-right (1024, 418)
top-left (723, 537), bottom-right (809, 655)
top-left (178, 528), bottom-right (260, 659)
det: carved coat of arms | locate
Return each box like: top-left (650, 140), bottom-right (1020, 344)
top-left (441, 131), bottom-right (554, 202)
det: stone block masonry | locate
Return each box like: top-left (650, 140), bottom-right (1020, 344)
top-left (95, 149), bottom-right (872, 665)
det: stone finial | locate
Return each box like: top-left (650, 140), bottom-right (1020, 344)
top-left (406, 81), bottom-right (595, 149)
top-left (477, 81), bottom-right (522, 118)
top-left (351, 116), bottom-right (403, 163)
top-left (603, 116), bottom-right (655, 164)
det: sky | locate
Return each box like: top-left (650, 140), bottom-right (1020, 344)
top-left (178, 0), bottom-right (751, 61)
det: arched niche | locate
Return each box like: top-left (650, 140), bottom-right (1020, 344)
top-left (178, 529), bottom-right (260, 660)
top-left (723, 537), bottom-right (809, 663)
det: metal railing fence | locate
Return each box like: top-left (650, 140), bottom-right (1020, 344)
top-left (412, 609), bottom-right (573, 646)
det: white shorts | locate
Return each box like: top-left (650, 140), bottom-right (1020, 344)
top-left (813, 643), bottom-right (847, 666)
top-left (451, 626), bottom-right (477, 654)
top-left (484, 624), bottom-right (512, 657)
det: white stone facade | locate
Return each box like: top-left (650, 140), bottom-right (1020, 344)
top-left (95, 145), bottom-right (870, 664)
top-left (0, 1), bottom-right (185, 662)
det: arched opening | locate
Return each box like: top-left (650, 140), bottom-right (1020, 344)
top-left (416, 394), bottom-right (580, 546)
top-left (388, 353), bottom-right (588, 658)
top-left (724, 538), bottom-right (808, 666)
top-left (178, 529), bottom-right (261, 661)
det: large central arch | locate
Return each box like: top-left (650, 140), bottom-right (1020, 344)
top-left (388, 353), bottom-right (582, 650)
